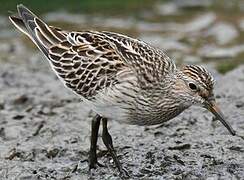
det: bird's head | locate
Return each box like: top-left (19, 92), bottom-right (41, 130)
top-left (173, 65), bottom-right (235, 135)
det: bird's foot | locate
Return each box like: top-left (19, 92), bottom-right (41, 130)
top-left (89, 154), bottom-right (105, 170)
top-left (89, 160), bottom-right (105, 170)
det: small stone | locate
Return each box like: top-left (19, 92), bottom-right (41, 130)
top-left (0, 16), bottom-right (8, 28)
top-left (32, 121), bottom-right (45, 136)
top-left (5, 148), bottom-right (25, 160)
top-left (5, 126), bottom-right (24, 140)
top-left (235, 100), bottom-right (244, 108)
top-left (137, 22), bottom-right (164, 32)
top-left (206, 22), bottom-right (238, 45)
top-left (44, 11), bottom-right (86, 24)
top-left (13, 95), bottom-right (28, 105)
top-left (46, 148), bottom-right (60, 159)
top-left (239, 19), bottom-right (244, 31)
top-left (99, 17), bottom-right (134, 29)
top-left (168, 143), bottom-right (191, 150)
top-left (156, 2), bottom-right (179, 15)
top-left (198, 44), bottom-right (244, 59)
top-left (12, 114), bottom-right (25, 120)
top-left (206, 175), bottom-right (219, 180)
top-left (228, 146), bottom-right (244, 152)
top-left (140, 35), bottom-right (190, 53)
top-left (0, 127), bottom-right (5, 139)
top-left (184, 12), bottom-right (216, 32)
top-left (0, 44), bottom-right (12, 54)
top-left (0, 102), bottom-right (4, 110)
top-left (183, 55), bottom-right (202, 64)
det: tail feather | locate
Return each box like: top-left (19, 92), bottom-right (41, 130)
top-left (34, 18), bottom-right (60, 44)
top-left (9, 4), bottom-right (66, 58)
top-left (9, 16), bottom-right (30, 38)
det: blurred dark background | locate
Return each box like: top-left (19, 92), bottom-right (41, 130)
top-left (1, 0), bottom-right (244, 73)
top-left (1, 0), bottom-right (153, 15)
top-left (0, 0), bottom-right (243, 15)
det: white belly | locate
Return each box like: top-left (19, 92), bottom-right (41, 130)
top-left (84, 84), bottom-right (137, 124)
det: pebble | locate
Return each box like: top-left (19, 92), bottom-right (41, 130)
top-left (184, 12), bottom-right (216, 33)
top-left (183, 55), bottom-right (202, 64)
top-left (95, 17), bottom-right (134, 29)
top-left (12, 95), bottom-right (29, 105)
top-left (44, 11), bottom-right (86, 24)
top-left (0, 16), bottom-right (8, 28)
top-left (206, 175), bottom-right (219, 180)
top-left (198, 44), bottom-right (244, 59)
top-left (140, 35), bottom-right (190, 53)
top-left (156, 2), bottom-right (179, 16)
top-left (168, 143), bottom-right (191, 150)
top-left (239, 19), bottom-right (244, 31)
top-left (136, 22), bottom-right (182, 32)
top-left (4, 126), bottom-right (24, 140)
top-left (206, 22), bottom-right (239, 45)
top-left (46, 148), bottom-right (60, 159)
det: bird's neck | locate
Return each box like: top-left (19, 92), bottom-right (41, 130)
top-left (128, 72), bottom-right (190, 125)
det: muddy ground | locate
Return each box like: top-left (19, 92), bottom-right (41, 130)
top-left (0, 47), bottom-right (244, 180)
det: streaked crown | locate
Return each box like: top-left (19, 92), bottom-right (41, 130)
top-left (182, 65), bottom-right (214, 91)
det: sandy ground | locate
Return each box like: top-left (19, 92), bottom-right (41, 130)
top-left (0, 53), bottom-right (244, 180)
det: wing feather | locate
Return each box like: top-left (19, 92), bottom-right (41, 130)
top-left (9, 4), bottom-right (176, 100)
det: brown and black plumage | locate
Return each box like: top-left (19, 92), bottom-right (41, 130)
top-left (9, 4), bottom-right (235, 176)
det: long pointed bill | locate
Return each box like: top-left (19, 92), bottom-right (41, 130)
top-left (205, 101), bottom-right (236, 136)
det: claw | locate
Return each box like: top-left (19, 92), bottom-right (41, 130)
top-left (89, 160), bottom-right (105, 170)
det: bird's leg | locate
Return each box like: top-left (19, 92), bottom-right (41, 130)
top-left (101, 118), bottom-right (128, 176)
top-left (89, 114), bottom-right (102, 169)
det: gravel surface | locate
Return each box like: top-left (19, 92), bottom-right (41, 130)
top-left (0, 56), bottom-right (244, 180)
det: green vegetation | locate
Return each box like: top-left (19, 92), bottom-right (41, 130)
top-left (216, 53), bottom-right (244, 74)
top-left (216, 61), bottom-right (239, 74)
top-left (1, 0), bottom-right (155, 15)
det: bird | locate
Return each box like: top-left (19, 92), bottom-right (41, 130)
top-left (9, 4), bottom-right (236, 176)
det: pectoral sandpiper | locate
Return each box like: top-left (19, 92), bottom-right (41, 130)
top-left (9, 4), bottom-right (236, 176)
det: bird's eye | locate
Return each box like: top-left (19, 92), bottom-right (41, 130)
top-left (189, 82), bottom-right (197, 90)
